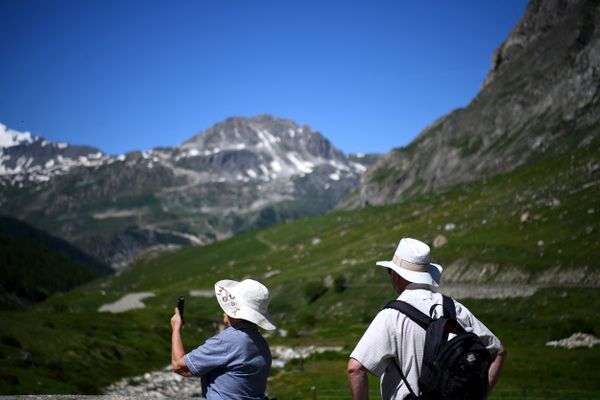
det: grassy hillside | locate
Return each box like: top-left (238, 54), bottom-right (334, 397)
top-left (0, 217), bottom-right (111, 309)
top-left (0, 141), bottom-right (598, 397)
top-left (0, 236), bottom-right (99, 309)
top-left (0, 216), bottom-right (111, 276)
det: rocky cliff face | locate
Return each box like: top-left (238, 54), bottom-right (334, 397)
top-left (342, 0), bottom-right (599, 208)
top-left (0, 115), bottom-right (372, 270)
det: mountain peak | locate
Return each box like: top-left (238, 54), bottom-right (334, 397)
top-left (180, 114), bottom-right (343, 162)
top-left (0, 123), bottom-right (34, 148)
top-left (1, 115), bottom-right (376, 269)
top-left (0, 123), bottom-right (105, 186)
top-left (483, 0), bottom-right (592, 88)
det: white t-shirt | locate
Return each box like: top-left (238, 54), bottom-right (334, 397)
top-left (350, 284), bottom-right (501, 400)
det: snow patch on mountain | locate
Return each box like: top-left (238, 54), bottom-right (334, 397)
top-left (0, 123), bottom-right (117, 187)
top-left (0, 123), bottom-right (34, 148)
top-left (286, 152), bottom-right (314, 174)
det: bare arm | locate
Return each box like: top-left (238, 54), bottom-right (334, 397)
top-left (348, 357), bottom-right (369, 400)
top-left (171, 308), bottom-right (193, 377)
top-left (488, 345), bottom-right (507, 395)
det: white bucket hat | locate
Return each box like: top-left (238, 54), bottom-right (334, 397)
top-left (376, 238), bottom-right (443, 287)
top-left (214, 279), bottom-right (276, 330)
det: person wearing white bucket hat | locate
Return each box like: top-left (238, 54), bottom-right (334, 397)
top-left (375, 238), bottom-right (443, 287)
top-left (348, 238), bottom-right (506, 400)
top-left (171, 279), bottom-right (276, 399)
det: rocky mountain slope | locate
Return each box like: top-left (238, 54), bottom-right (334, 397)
top-left (342, 0), bottom-right (599, 208)
top-left (0, 116), bottom-right (373, 270)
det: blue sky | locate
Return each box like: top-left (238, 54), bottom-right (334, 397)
top-left (0, 0), bottom-right (528, 156)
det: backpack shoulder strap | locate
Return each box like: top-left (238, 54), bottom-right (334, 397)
top-left (383, 300), bottom-right (426, 400)
top-left (442, 295), bottom-right (456, 320)
top-left (383, 300), bottom-right (431, 331)
top-left (442, 295), bottom-right (466, 334)
top-left (429, 295), bottom-right (457, 320)
top-left (390, 356), bottom-right (420, 400)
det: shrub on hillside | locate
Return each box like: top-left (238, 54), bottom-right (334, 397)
top-left (334, 275), bottom-right (347, 293)
top-left (303, 281), bottom-right (327, 303)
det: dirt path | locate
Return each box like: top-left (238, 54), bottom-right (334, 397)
top-left (256, 232), bottom-right (279, 251)
top-left (158, 160), bottom-right (205, 194)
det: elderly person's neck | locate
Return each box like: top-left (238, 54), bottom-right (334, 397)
top-left (392, 271), bottom-right (434, 294)
top-left (390, 271), bottom-right (409, 294)
top-left (224, 313), bottom-right (254, 328)
top-left (391, 272), bottom-right (434, 295)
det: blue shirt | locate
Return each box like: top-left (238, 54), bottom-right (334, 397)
top-left (184, 322), bottom-right (272, 400)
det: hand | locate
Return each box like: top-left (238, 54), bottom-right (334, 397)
top-left (171, 307), bottom-right (183, 331)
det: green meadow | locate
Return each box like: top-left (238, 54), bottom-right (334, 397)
top-left (1, 142), bottom-right (599, 398)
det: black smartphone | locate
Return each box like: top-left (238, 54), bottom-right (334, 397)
top-left (177, 296), bottom-right (185, 325)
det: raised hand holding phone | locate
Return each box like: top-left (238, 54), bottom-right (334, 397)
top-left (177, 296), bottom-right (185, 325)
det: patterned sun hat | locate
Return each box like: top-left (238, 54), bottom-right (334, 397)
top-left (214, 279), bottom-right (276, 330)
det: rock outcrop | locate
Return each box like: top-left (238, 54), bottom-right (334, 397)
top-left (342, 0), bottom-right (599, 208)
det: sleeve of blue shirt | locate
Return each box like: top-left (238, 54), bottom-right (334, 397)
top-left (184, 335), bottom-right (234, 377)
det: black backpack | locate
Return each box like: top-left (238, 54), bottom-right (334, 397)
top-left (383, 295), bottom-right (492, 400)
